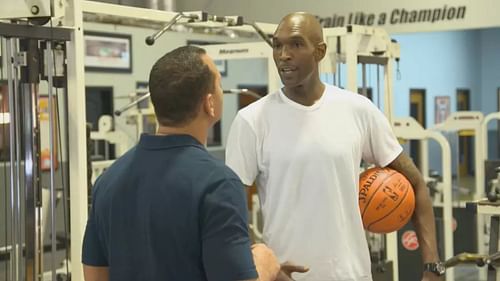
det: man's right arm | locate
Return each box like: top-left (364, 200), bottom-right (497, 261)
top-left (249, 244), bottom-right (280, 281)
top-left (201, 179), bottom-right (279, 281)
top-left (236, 244), bottom-right (281, 281)
top-left (82, 183), bottom-right (110, 281)
top-left (83, 265), bottom-right (109, 281)
top-left (238, 244), bottom-right (309, 281)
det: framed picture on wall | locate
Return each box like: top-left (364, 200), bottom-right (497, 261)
top-left (434, 96), bottom-right (450, 124)
top-left (84, 32), bottom-right (132, 73)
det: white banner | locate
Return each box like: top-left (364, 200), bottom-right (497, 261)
top-left (179, 0), bottom-right (499, 33)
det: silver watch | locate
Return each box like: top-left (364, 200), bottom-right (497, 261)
top-left (423, 261), bottom-right (446, 276)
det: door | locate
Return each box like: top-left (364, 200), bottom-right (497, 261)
top-left (457, 89), bottom-right (472, 176)
top-left (85, 86), bottom-right (115, 160)
top-left (358, 87), bottom-right (373, 102)
top-left (409, 89), bottom-right (426, 170)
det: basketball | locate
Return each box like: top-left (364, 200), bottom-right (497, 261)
top-left (358, 167), bottom-right (415, 233)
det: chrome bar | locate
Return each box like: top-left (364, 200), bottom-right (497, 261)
top-left (20, 38), bottom-right (41, 281)
top-left (13, 38), bottom-right (24, 281)
top-left (21, 82), bottom-right (41, 281)
top-left (114, 93), bottom-right (150, 116)
top-left (114, 88), bottom-right (263, 117)
top-left (145, 13), bottom-right (183, 45)
top-left (6, 36), bottom-right (19, 281)
top-left (223, 89), bottom-right (262, 100)
top-left (47, 40), bottom-right (57, 281)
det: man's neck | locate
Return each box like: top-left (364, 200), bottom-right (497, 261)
top-left (156, 121), bottom-right (208, 146)
top-left (283, 78), bottom-right (325, 106)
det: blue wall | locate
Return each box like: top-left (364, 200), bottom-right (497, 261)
top-left (392, 28), bottom-right (500, 164)
top-left (480, 28), bottom-right (500, 116)
top-left (480, 28), bottom-right (500, 159)
top-left (322, 28), bottom-right (500, 173)
top-left (392, 30), bottom-right (482, 124)
top-left (392, 30), bottom-right (482, 174)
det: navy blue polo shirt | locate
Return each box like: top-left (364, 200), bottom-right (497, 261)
top-left (82, 134), bottom-right (257, 281)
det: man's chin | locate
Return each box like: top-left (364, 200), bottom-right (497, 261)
top-left (280, 78), bottom-right (297, 86)
top-left (281, 81), bottom-right (303, 89)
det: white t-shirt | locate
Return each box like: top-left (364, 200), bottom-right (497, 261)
top-left (226, 84), bottom-right (403, 281)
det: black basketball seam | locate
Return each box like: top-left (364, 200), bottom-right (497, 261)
top-left (367, 182), bottom-right (412, 232)
top-left (361, 170), bottom-right (397, 219)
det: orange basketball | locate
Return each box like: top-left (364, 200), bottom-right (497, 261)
top-left (358, 167), bottom-right (415, 233)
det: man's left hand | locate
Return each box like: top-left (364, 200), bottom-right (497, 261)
top-left (422, 271), bottom-right (444, 281)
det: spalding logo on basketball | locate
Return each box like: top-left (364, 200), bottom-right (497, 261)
top-left (401, 230), bottom-right (419, 251)
top-left (358, 167), bottom-right (415, 233)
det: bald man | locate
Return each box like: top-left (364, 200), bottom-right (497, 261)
top-left (226, 12), bottom-right (443, 281)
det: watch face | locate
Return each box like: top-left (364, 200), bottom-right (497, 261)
top-left (436, 263), bottom-right (446, 275)
top-left (425, 262), bottom-right (446, 276)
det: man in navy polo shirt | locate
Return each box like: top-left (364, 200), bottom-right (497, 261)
top-left (82, 46), bottom-right (280, 281)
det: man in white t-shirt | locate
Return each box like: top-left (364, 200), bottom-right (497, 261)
top-left (226, 12), bottom-right (444, 281)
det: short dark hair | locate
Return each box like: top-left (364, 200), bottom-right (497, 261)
top-left (148, 45), bottom-right (214, 126)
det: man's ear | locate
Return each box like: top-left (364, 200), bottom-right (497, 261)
top-left (314, 42), bottom-right (327, 61)
top-left (203, 93), bottom-right (216, 117)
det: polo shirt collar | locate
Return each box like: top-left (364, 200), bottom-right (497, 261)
top-left (138, 134), bottom-right (205, 150)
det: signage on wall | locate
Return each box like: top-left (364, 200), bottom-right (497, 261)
top-left (219, 48), bottom-right (249, 55)
top-left (317, 5), bottom-right (466, 28)
top-left (180, 0), bottom-right (500, 33)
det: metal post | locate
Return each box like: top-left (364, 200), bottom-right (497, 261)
top-left (47, 40), bottom-right (57, 281)
top-left (13, 38), bottom-right (24, 281)
top-left (19, 38), bottom-right (42, 281)
top-left (487, 216), bottom-right (499, 281)
top-left (21, 82), bottom-right (42, 281)
top-left (475, 121), bottom-right (487, 281)
top-left (384, 52), bottom-right (397, 281)
top-left (6, 36), bottom-right (19, 281)
top-left (66, 1), bottom-right (90, 279)
top-left (384, 58), bottom-right (394, 123)
top-left (345, 32), bottom-right (357, 92)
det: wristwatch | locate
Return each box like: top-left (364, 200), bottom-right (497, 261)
top-left (423, 261), bottom-right (446, 276)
